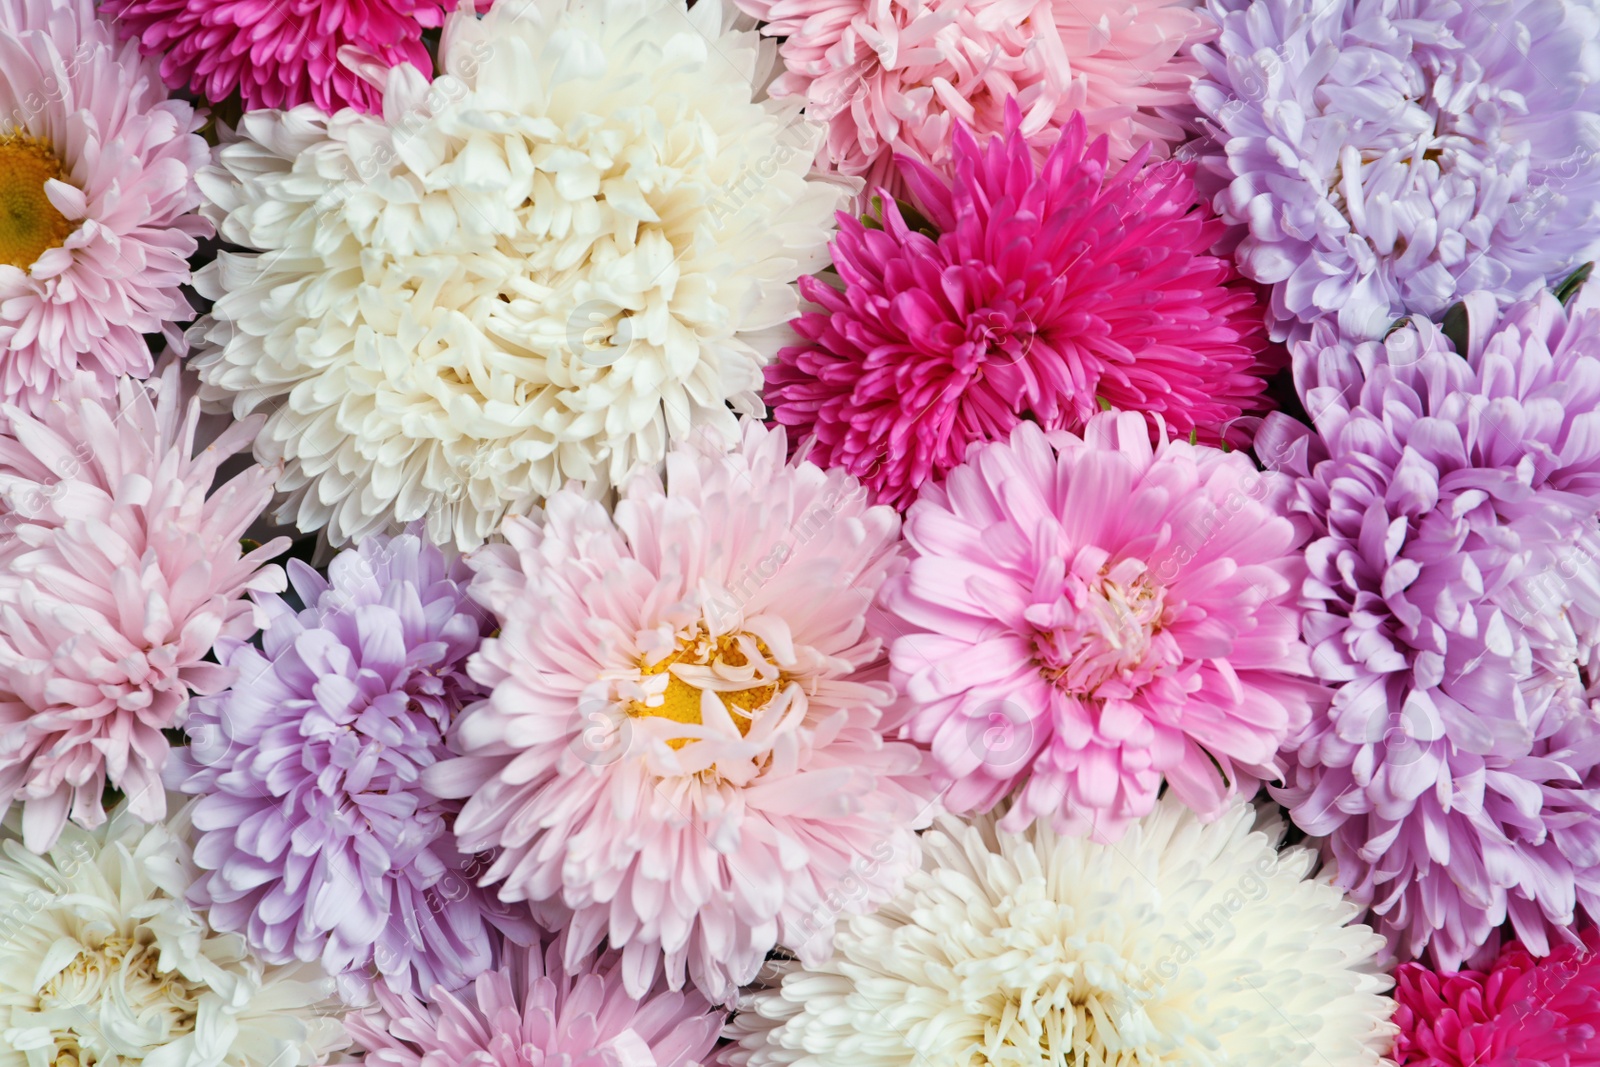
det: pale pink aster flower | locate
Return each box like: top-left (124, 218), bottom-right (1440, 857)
top-left (0, 0), bottom-right (211, 411)
top-left (425, 419), bottom-right (934, 1006)
top-left (882, 412), bottom-right (1321, 841)
top-left (0, 363), bottom-right (288, 853)
top-left (345, 940), bottom-right (721, 1067)
top-left (735, 0), bottom-right (1211, 195)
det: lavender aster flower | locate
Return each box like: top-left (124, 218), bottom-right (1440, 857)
top-left (1193, 0), bottom-right (1600, 342)
top-left (1255, 282), bottom-right (1600, 970)
top-left (174, 532), bottom-right (535, 1003)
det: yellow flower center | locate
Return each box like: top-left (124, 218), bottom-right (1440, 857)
top-left (0, 132), bottom-right (75, 271)
top-left (630, 629), bottom-right (780, 747)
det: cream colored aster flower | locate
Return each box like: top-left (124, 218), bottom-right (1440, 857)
top-left (724, 796), bottom-right (1398, 1067)
top-left (0, 798), bottom-right (348, 1067)
top-left (192, 0), bottom-right (843, 549)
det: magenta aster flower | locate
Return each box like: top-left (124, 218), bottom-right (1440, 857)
top-left (1258, 283), bottom-right (1600, 970)
top-left (176, 531), bottom-right (536, 1003)
top-left (767, 104), bottom-right (1275, 510)
top-left (425, 420), bottom-right (934, 1006)
top-left (100, 0), bottom-right (481, 113)
top-left (1393, 929), bottom-right (1600, 1066)
top-left (0, 0), bottom-right (210, 411)
top-left (880, 412), bottom-right (1320, 842)
top-left (734, 0), bottom-right (1208, 194)
top-left (0, 363), bottom-right (287, 853)
top-left (345, 940), bottom-right (721, 1067)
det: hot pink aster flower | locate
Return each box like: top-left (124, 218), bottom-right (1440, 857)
top-left (768, 103), bottom-right (1274, 511)
top-left (734, 0), bottom-right (1209, 194)
top-left (0, 0), bottom-right (210, 411)
top-left (100, 0), bottom-right (482, 114)
top-left (0, 363), bottom-right (288, 852)
top-left (1393, 928), bottom-right (1600, 1066)
top-left (345, 940), bottom-right (722, 1067)
top-left (881, 412), bottom-right (1320, 841)
top-left (425, 419), bottom-right (933, 1006)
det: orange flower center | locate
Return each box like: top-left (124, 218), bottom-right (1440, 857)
top-left (0, 132), bottom-right (74, 271)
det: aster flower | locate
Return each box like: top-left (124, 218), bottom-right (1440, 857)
top-left (1193, 0), bottom-right (1600, 342)
top-left (1392, 929), bottom-right (1600, 1066)
top-left (767, 104), bottom-right (1274, 510)
top-left (191, 0), bottom-right (843, 551)
top-left (724, 795), bottom-right (1397, 1067)
top-left (101, 0), bottom-right (481, 115)
top-left (424, 419), bottom-right (933, 1005)
top-left (0, 797), bottom-right (348, 1067)
top-left (345, 940), bottom-right (721, 1067)
top-left (880, 412), bottom-right (1317, 840)
top-left (734, 0), bottom-right (1208, 195)
top-left (176, 532), bottom-right (536, 1004)
top-left (0, 0), bottom-right (210, 411)
top-left (1257, 283), bottom-right (1600, 969)
top-left (0, 363), bottom-right (287, 854)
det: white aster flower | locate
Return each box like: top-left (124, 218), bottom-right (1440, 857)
top-left (724, 796), bottom-right (1397, 1067)
top-left (191, 0), bottom-right (843, 549)
top-left (0, 798), bottom-right (349, 1067)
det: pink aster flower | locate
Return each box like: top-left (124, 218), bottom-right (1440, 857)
top-left (100, 0), bottom-right (483, 114)
top-left (768, 103), bottom-right (1275, 511)
top-left (345, 940), bottom-right (722, 1067)
top-left (880, 413), bottom-right (1321, 841)
top-left (1393, 928), bottom-right (1600, 1066)
top-left (735, 0), bottom-right (1209, 195)
top-left (0, 363), bottom-right (288, 853)
top-left (0, 0), bottom-right (210, 411)
top-left (425, 419), bottom-right (934, 1006)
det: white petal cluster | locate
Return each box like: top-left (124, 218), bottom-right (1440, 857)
top-left (725, 795), bottom-right (1396, 1067)
top-left (0, 800), bottom-right (347, 1067)
top-left (193, 0), bottom-right (843, 549)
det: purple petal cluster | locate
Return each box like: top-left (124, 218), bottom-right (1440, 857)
top-left (175, 531), bottom-right (535, 1003)
top-left (1257, 283), bottom-right (1600, 969)
top-left (1194, 0), bottom-right (1600, 343)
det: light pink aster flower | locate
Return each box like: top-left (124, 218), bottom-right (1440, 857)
top-left (425, 419), bottom-right (933, 1006)
top-left (0, 363), bottom-right (288, 853)
top-left (101, 0), bottom-right (484, 114)
top-left (736, 0), bottom-right (1210, 195)
top-left (345, 940), bottom-right (722, 1067)
top-left (0, 0), bottom-right (211, 411)
top-left (881, 413), bottom-right (1320, 841)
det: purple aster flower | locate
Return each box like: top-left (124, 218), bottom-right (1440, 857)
top-left (1256, 282), bottom-right (1600, 970)
top-left (1193, 0), bottom-right (1600, 343)
top-left (174, 531), bottom-right (536, 1003)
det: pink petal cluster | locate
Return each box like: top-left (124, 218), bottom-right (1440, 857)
top-left (0, 0), bottom-right (211, 411)
top-left (734, 0), bottom-right (1209, 195)
top-left (767, 104), bottom-right (1275, 511)
top-left (1393, 928), bottom-right (1600, 1066)
top-left (346, 940), bottom-right (722, 1067)
top-left (425, 419), bottom-right (933, 1005)
top-left (0, 363), bottom-right (288, 853)
top-left (100, 0), bottom-right (481, 114)
top-left (881, 413), bottom-right (1321, 841)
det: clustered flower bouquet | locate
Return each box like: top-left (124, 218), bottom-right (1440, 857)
top-left (0, 0), bottom-right (1597, 1061)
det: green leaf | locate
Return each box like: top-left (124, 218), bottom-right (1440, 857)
top-left (1440, 302), bottom-right (1469, 355)
top-left (858, 194), bottom-right (941, 240)
top-left (162, 727), bottom-right (189, 747)
top-left (1097, 397), bottom-right (1112, 412)
top-left (1188, 428), bottom-right (1199, 446)
top-left (1556, 262), bottom-right (1594, 305)
top-left (240, 537), bottom-right (261, 554)
top-left (1385, 316), bottom-right (1411, 337)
